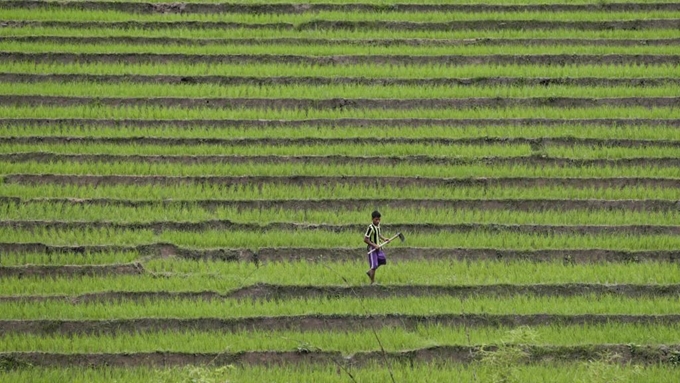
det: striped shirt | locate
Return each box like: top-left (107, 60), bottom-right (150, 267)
top-left (365, 223), bottom-right (382, 247)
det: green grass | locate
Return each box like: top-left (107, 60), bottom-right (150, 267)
top-left (3, 82), bottom-right (680, 98)
top-left (2, 105), bottom-right (678, 119)
top-left (2, 183), bottom-right (679, 201)
top-left (5, 202), bottom-right (680, 226)
top-left (4, 9), bottom-right (680, 23)
top-left (4, 363), bottom-right (671, 383)
top-left (2, 124), bottom-right (678, 141)
top-left (2, 295), bottom-right (680, 319)
top-left (2, 260), bottom-right (679, 295)
top-left (2, 62), bottom-right (678, 79)
top-left (2, 227), bottom-right (680, 250)
top-left (3, 323), bottom-right (680, 353)
top-left (0, 143), bottom-right (537, 157)
top-left (28, 0), bottom-right (680, 4)
top-left (3, 26), bottom-right (680, 40)
top-left (0, 251), bottom-right (138, 266)
top-left (2, 41), bottom-right (679, 55)
top-left (3, 161), bottom-right (680, 178)
top-left (5, 143), bottom-right (680, 159)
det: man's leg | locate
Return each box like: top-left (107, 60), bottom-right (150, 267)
top-left (367, 250), bottom-right (378, 284)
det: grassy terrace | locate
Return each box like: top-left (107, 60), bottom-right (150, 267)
top-left (2, 82), bottom-right (679, 98)
top-left (25, 0), bottom-right (680, 3)
top-left (3, 161), bottom-right (680, 177)
top-left (3, 260), bottom-right (680, 291)
top-left (4, 295), bottom-right (680, 319)
top-left (3, 27), bottom-right (680, 40)
top-left (4, 324), bottom-right (680, 353)
top-left (3, 227), bottom-right (680, 249)
top-left (4, 9), bottom-right (680, 23)
top-left (3, 42), bottom-right (680, 55)
top-left (3, 183), bottom-right (680, 200)
top-left (2, 62), bottom-right (680, 78)
top-left (6, 365), bottom-right (679, 383)
top-left (1, 105), bottom-right (678, 119)
top-left (2, 124), bottom-right (677, 140)
top-left (2, 0), bottom-right (679, 379)
top-left (5, 203), bottom-right (680, 225)
top-left (6, 143), bottom-right (680, 159)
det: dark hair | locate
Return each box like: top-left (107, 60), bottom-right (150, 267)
top-left (371, 210), bottom-right (381, 219)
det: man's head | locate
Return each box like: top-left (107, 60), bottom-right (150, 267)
top-left (371, 210), bottom-right (381, 226)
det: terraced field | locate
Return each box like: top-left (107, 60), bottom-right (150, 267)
top-left (1, 0), bottom-right (680, 381)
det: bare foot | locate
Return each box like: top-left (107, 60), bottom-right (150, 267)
top-left (366, 270), bottom-right (375, 285)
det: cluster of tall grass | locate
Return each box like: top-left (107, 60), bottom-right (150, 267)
top-left (2, 62), bottom-right (678, 79)
top-left (5, 143), bottom-right (680, 159)
top-left (2, 105), bottom-right (678, 119)
top-left (4, 260), bottom-right (680, 295)
top-left (3, 227), bottom-right (680, 250)
top-left (3, 323), bottom-right (680, 353)
top-left (5, 9), bottom-right (680, 23)
top-left (0, 251), bottom-right (137, 266)
top-left (5, 202), bottom-right (680, 226)
top-left (3, 161), bottom-right (680, 177)
top-left (3, 294), bottom-right (680, 319)
top-left (3, 27), bottom-right (680, 40)
top-left (4, 363), bottom-right (669, 383)
top-left (3, 182), bottom-right (679, 200)
top-left (3, 41), bottom-right (679, 55)
top-left (3, 124), bottom-right (678, 141)
top-left (4, 82), bottom-right (680, 98)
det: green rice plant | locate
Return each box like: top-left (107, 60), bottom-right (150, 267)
top-left (2, 41), bottom-right (678, 55)
top-left (0, 143), bottom-right (534, 157)
top-left (0, 251), bottom-right (138, 266)
top-left (2, 161), bottom-right (679, 178)
top-left (1, 323), bottom-right (680, 354)
top-left (1, 124), bottom-right (677, 141)
top-left (4, 9), bottom-right (680, 23)
top-left (28, 0), bottom-right (680, 4)
top-left (3, 259), bottom-right (680, 296)
top-left (4, 142), bottom-right (680, 159)
top-left (5, 202), bottom-right (680, 226)
top-left (2, 183), bottom-right (679, 201)
top-left (5, 364), bottom-right (679, 383)
top-left (547, 146), bottom-right (680, 159)
top-left (2, 294), bottom-right (680, 320)
top-left (3, 26), bottom-right (680, 40)
top-left (3, 82), bottom-right (679, 98)
top-left (1, 62), bottom-right (677, 79)
top-left (2, 227), bottom-right (680, 250)
top-left (1, 105), bottom-right (677, 120)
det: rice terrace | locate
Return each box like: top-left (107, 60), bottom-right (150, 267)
top-left (2, 0), bottom-right (680, 381)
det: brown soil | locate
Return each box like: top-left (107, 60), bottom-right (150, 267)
top-left (0, 243), bottom-right (677, 264)
top-left (2, 73), bottom-right (680, 87)
top-left (0, 263), bottom-right (143, 278)
top-left (3, 283), bottom-right (680, 304)
top-left (2, 197), bottom-right (678, 213)
top-left (4, 37), bottom-right (680, 48)
top-left (1, 52), bottom-right (678, 66)
top-left (0, 118), bottom-right (677, 128)
top-left (6, 174), bottom-right (680, 189)
top-left (6, 19), bottom-right (680, 31)
top-left (2, 344), bottom-right (680, 368)
top-left (4, 1), bottom-right (680, 14)
top-left (2, 95), bottom-right (679, 110)
top-left (3, 314), bottom-right (680, 336)
top-left (3, 220), bottom-right (680, 236)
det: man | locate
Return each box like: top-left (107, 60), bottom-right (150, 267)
top-left (364, 210), bottom-right (389, 285)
